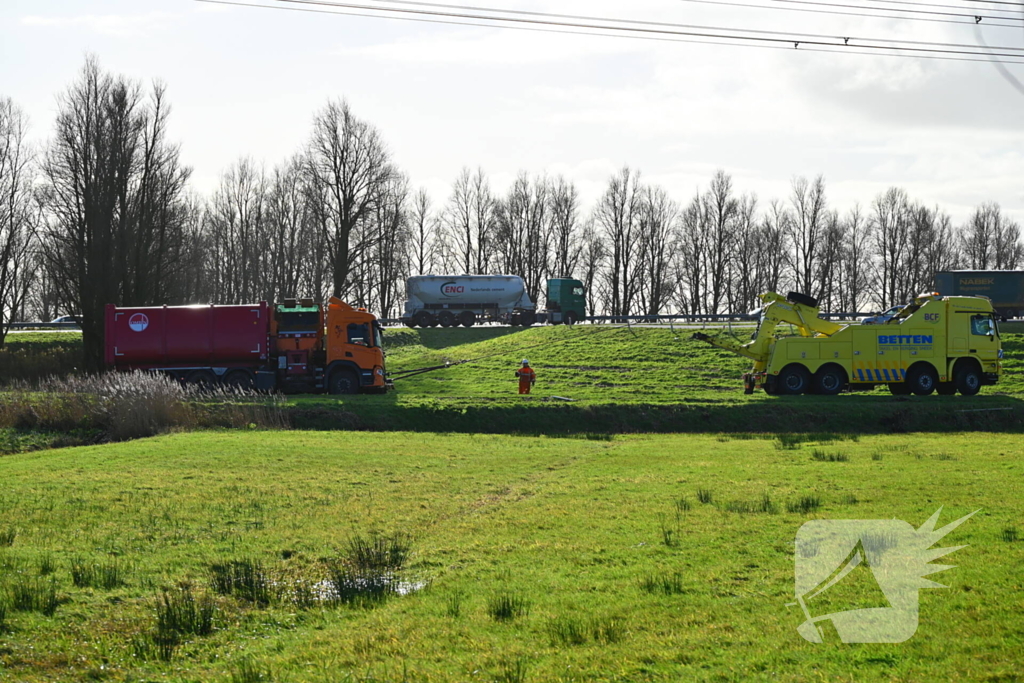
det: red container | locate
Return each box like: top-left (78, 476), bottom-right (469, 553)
top-left (105, 303), bottom-right (270, 368)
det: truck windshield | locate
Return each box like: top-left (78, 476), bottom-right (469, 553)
top-left (373, 323), bottom-right (383, 348)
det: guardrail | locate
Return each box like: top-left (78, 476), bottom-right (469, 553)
top-left (381, 312), bottom-right (876, 326)
top-left (7, 322), bottom-right (81, 330)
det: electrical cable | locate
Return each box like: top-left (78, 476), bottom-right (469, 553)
top-left (195, 0), bottom-right (1024, 63)
top-left (676, 0), bottom-right (1024, 28)
top-left (281, 0), bottom-right (1024, 51)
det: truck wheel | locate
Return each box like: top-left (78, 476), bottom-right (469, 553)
top-left (954, 362), bottom-right (982, 396)
top-left (777, 365), bottom-right (811, 395)
top-left (787, 292), bottom-right (818, 308)
top-left (224, 370), bottom-right (255, 392)
top-left (520, 312), bottom-right (536, 327)
top-left (329, 370), bottom-right (359, 395)
top-left (412, 311), bottom-right (431, 328)
top-left (565, 311), bottom-right (578, 326)
top-left (184, 370), bottom-right (216, 391)
top-left (438, 311), bottom-right (456, 328)
top-left (888, 382), bottom-right (912, 395)
top-left (510, 314), bottom-right (521, 327)
top-left (906, 364), bottom-right (938, 396)
top-left (936, 382), bottom-right (957, 395)
top-left (812, 365), bottom-right (845, 395)
top-left (459, 311), bottom-right (476, 327)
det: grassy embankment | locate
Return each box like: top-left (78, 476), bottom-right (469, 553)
top-left (5, 325), bottom-right (1024, 440)
top-left (0, 430), bottom-right (1021, 682)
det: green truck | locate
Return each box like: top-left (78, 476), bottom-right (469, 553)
top-left (934, 271), bottom-right (1024, 320)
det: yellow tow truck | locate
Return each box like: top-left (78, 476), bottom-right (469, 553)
top-left (693, 291), bottom-right (1002, 396)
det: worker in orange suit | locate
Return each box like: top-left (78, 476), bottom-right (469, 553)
top-left (515, 359), bottom-right (536, 395)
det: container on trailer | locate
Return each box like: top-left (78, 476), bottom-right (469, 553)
top-left (104, 303), bottom-right (270, 368)
top-left (935, 270), bottom-right (1024, 319)
top-left (405, 275), bottom-right (533, 312)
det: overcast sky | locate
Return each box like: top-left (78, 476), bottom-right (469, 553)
top-left (2, 0), bottom-right (1023, 224)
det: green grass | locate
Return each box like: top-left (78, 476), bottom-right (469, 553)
top-left (0, 430), bottom-right (1020, 681)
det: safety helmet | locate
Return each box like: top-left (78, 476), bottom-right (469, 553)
top-left (522, 359), bottom-right (529, 366)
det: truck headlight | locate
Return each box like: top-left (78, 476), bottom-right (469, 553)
top-left (376, 368), bottom-right (384, 376)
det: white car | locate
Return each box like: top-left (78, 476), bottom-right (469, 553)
top-left (49, 315), bottom-right (82, 328)
top-left (858, 305), bottom-right (905, 325)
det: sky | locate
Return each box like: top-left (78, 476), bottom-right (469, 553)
top-left (2, 0), bottom-right (1023, 224)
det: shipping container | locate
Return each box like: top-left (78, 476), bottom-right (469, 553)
top-left (934, 271), bottom-right (1024, 319)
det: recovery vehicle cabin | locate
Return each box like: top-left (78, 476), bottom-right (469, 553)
top-left (693, 291), bottom-right (1002, 397)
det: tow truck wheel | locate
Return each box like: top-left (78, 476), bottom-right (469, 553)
top-left (329, 370), bottom-right (359, 395)
top-left (954, 362), bottom-right (982, 396)
top-left (459, 311), bottom-right (476, 327)
top-left (906, 364), bottom-right (938, 396)
top-left (812, 365), bottom-right (845, 395)
top-left (777, 364), bottom-right (811, 395)
top-left (438, 311), bottom-right (456, 327)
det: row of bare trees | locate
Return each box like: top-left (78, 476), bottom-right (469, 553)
top-left (2, 58), bottom-right (1023, 370)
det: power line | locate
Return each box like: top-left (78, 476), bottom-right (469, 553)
top-left (269, 0), bottom-right (1024, 56)
top-left (297, 0), bottom-right (1024, 51)
top-left (769, 0), bottom-right (1023, 24)
top-left (678, 0), bottom-right (1024, 28)
top-left (194, 0), bottom-right (1024, 63)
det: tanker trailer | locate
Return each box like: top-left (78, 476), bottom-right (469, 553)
top-left (401, 275), bottom-right (537, 327)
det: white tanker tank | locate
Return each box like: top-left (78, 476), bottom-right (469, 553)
top-left (402, 275), bottom-right (537, 327)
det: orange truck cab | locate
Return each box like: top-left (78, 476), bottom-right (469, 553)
top-left (324, 298), bottom-right (388, 394)
top-left (269, 297), bottom-right (388, 394)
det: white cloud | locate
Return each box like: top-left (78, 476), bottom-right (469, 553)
top-left (21, 12), bottom-right (177, 37)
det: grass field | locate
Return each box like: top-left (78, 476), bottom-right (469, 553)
top-left (1, 430), bottom-right (1021, 682)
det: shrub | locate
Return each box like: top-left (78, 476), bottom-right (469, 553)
top-left (155, 587), bottom-right (216, 639)
top-left (487, 592), bottom-right (530, 622)
top-left (7, 575), bottom-right (59, 616)
top-left (210, 559), bottom-right (273, 606)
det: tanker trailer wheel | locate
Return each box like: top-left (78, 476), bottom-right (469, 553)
top-left (224, 369), bottom-right (255, 392)
top-left (777, 364), bottom-right (811, 395)
top-left (520, 312), bottom-right (536, 327)
top-left (458, 311), bottom-right (476, 327)
top-left (412, 311), bottom-right (432, 328)
top-left (953, 360), bottom-right (982, 396)
top-left (329, 369), bottom-right (360, 395)
top-left (510, 314), bottom-right (522, 327)
top-left (184, 370), bottom-right (216, 392)
top-left (564, 310), bottom-right (578, 326)
top-left (438, 311), bottom-right (456, 328)
top-left (812, 364), bottom-right (845, 396)
top-left (906, 364), bottom-right (938, 396)
top-left (427, 314), bottom-right (439, 327)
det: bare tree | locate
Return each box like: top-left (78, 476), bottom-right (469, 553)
top-left (407, 188), bottom-right (437, 276)
top-left (788, 175), bottom-right (828, 299)
top-left (494, 172), bottom-right (550, 303)
top-left (595, 167), bottom-right (643, 317)
top-left (206, 158), bottom-right (267, 303)
top-left (635, 185), bottom-right (677, 315)
top-left (440, 167), bottom-right (495, 274)
top-left (305, 99), bottom-right (396, 299)
top-left (0, 98), bottom-right (38, 346)
top-left (871, 187), bottom-right (912, 307)
top-left (675, 193), bottom-right (707, 315)
top-left (838, 205), bottom-right (872, 313)
top-left (962, 202), bottom-right (1023, 270)
top-left (41, 57), bottom-right (192, 369)
top-left (548, 175), bottom-right (584, 279)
